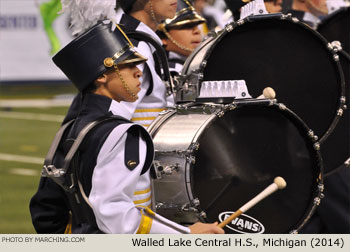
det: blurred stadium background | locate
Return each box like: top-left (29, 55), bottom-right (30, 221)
top-left (0, 0), bottom-right (76, 233)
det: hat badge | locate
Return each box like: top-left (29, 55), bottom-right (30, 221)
top-left (104, 57), bottom-right (114, 67)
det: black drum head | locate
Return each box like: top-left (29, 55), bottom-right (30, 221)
top-left (317, 7), bottom-right (350, 174)
top-left (202, 17), bottom-right (343, 143)
top-left (192, 104), bottom-right (322, 233)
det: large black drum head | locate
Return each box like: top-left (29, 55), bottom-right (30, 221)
top-left (192, 104), bottom-right (322, 233)
top-left (317, 7), bottom-right (350, 173)
top-left (202, 17), bottom-right (343, 142)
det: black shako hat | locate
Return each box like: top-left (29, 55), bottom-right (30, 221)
top-left (158, 0), bottom-right (205, 31)
top-left (53, 21), bottom-right (147, 91)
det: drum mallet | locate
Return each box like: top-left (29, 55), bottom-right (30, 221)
top-left (257, 87), bottom-right (276, 99)
top-left (217, 176), bottom-right (287, 228)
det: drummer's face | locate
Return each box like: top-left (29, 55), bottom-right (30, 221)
top-left (265, 0), bottom-right (283, 13)
top-left (151, 0), bottom-right (178, 20)
top-left (164, 25), bottom-right (203, 56)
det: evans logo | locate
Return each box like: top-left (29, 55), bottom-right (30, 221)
top-left (218, 212), bottom-right (265, 234)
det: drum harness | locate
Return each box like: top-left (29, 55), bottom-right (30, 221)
top-left (41, 115), bottom-right (133, 231)
top-left (126, 31), bottom-right (177, 96)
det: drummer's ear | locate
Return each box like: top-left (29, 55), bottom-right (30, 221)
top-left (94, 74), bottom-right (108, 87)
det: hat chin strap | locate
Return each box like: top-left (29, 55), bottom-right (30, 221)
top-left (162, 27), bottom-right (194, 53)
top-left (113, 64), bottom-right (138, 100)
top-left (150, 0), bottom-right (160, 27)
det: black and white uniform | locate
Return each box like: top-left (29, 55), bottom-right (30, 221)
top-left (167, 51), bottom-right (186, 78)
top-left (30, 94), bottom-right (190, 234)
top-left (165, 51), bottom-right (186, 105)
top-left (115, 14), bottom-right (174, 128)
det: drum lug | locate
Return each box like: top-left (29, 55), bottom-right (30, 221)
top-left (236, 19), bottom-right (245, 26)
top-left (225, 23), bottom-right (234, 32)
top-left (313, 197), bottom-right (321, 206)
top-left (153, 160), bottom-right (180, 178)
top-left (199, 211), bottom-right (207, 219)
top-left (337, 108), bottom-right (343, 116)
top-left (318, 183), bottom-right (324, 192)
top-left (278, 103), bottom-right (287, 110)
top-left (201, 60), bottom-right (207, 68)
top-left (313, 142), bottom-right (320, 150)
top-left (308, 130), bottom-right (318, 141)
top-left (340, 96), bottom-right (346, 105)
top-left (198, 73), bottom-right (204, 81)
top-left (215, 110), bottom-right (225, 118)
top-left (345, 158), bottom-right (350, 167)
top-left (226, 103), bottom-right (237, 110)
top-left (180, 198), bottom-right (201, 212)
top-left (281, 13), bottom-right (291, 20)
top-left (188, 142), bottom-right (200, 153)
top-left (330, 41), bottom-right (342, 52)
top-left (186, 155), bottom-right (196, 164)
top-left (291, 17), bottom-right (299, 23)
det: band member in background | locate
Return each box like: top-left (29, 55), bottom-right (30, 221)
top-left (264, 0), bottom-right (283, 12)
top-left (156, 0), bottom-right (206, 77)
top-left (284, 0), bottom-right (328, 28)
top-left (30, 21), bottom-right (224, 234)
top-left (193, 0), bottom-right (223, 33)
top-left (115, 0), bottom-right (181, 126)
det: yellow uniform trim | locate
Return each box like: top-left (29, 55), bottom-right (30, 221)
top-left (202, 23), bottom-right (209, 35)
top-left (136, 205), bottom-right (156, 217)
top-left (144, 207), bottom-right (156, 217)
top-left (64, 213), bottom-right (72, 234)
top-left (131, 117), bottom-right (156, 121)
top-left (136, 212), bottom-right (153, 234)
top-left (133, 195), bottom-right (152, 205)
top-left (115, 24), bottom-right (133, 47)
top-left (134, 187), bottom-right (151, 195)
top-left (135, 108), bottom-right (165, 113)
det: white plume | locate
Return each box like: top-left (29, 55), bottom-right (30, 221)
top-left (60, 0), bottom-right (119, 36)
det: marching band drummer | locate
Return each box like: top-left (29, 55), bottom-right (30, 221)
top-left (59, 0), bottom-right (182, 128)
top-left (156, 0), bottom-right (206, 77)
top-left (30, 21), bottom-right (224, 234)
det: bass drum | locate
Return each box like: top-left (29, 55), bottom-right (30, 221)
top-left (149, 100), bottom-right (324, 233)
top-left (181, 14), bottom-right (345, 143)
top-left (317, 7), bottom-right (350, 174)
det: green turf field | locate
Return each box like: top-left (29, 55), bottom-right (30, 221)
top-left (0, 86), bottom-right (71, 233)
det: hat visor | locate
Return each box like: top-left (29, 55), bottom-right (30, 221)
top-left (166, 15), bottom-right (206, 30)
top-left (118, 49), bottom-right (147, 66)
